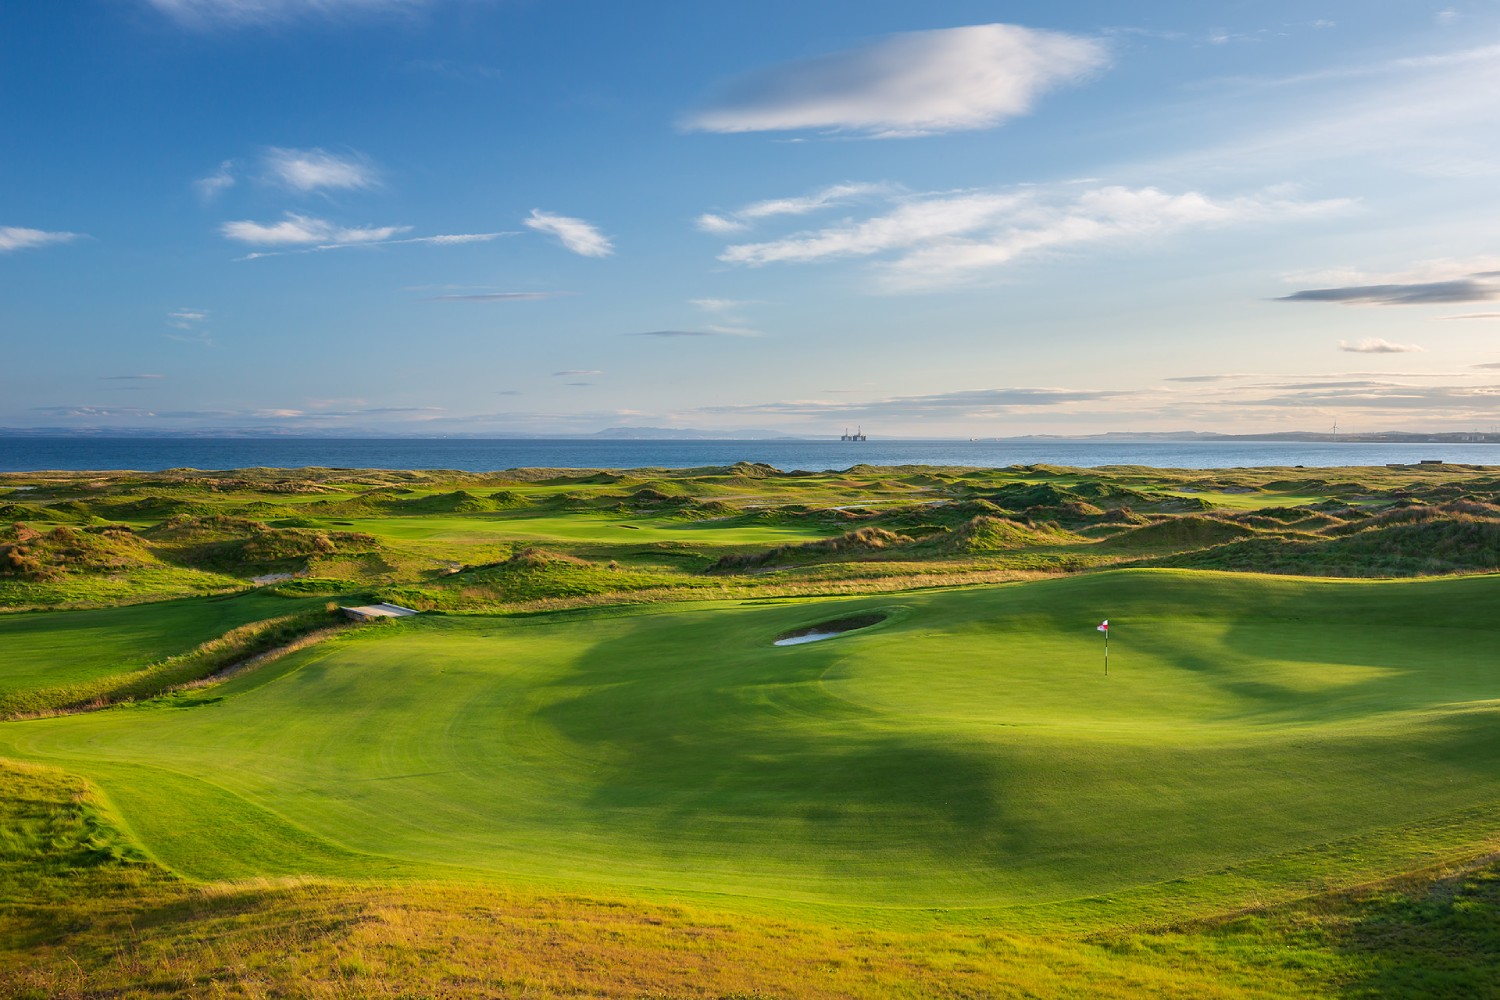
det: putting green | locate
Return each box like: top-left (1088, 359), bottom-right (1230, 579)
top-left (3, 570), bottom-right (1499, 911)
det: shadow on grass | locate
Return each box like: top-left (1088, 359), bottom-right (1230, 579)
top-left (1334, 863), bottom-right (1500, 998)
top-left (536, 622), bottom-right (1028, 879)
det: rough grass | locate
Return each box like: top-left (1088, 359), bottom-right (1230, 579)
top-left (1162, 515), bottom-right (1500, 576)
top-left (2, 760), bottom-right (1499, 998)
top-left (933, 514), bottom-right (1081, 552)
top-left (1097, 515), bottom-right (1260, 553)
top-left (710, 526), bottom-right (914, 571)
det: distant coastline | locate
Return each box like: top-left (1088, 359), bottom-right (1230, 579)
top-left (1, 427), bottom-right (1498, 444)
top-left (2, 435), bottom-right (1497, 475)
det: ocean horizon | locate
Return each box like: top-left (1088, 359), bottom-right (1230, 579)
top-left (3, 437), bottom-right (1498, 474)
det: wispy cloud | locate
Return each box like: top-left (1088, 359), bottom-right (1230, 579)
top-left (1280, 278), bottom-right (1500, 306)
top-left (1338, 338), bottom-right (1425, 354)
top-left (404, 58), bottom-right (504, 82)
top-left (221, 213), bottom-right (406, 246)
top-left (626, 330), bottom-right (722, 338)
top-left (1238, 383), bottom-right (1500, 411)
top-left (100, 374), bottom-right (165, 380)
top-left (425, 291), bottom-right (567, 302)
top-left (553, 369), bottom-right (602, 376)
top-left (194, 160), bottom-right (236, 201)
top-left (685, 23), bottom-right (1109, 138)
top-left (1157, 42), bottom-right (1500, 183)
top-left (238, 231), bottom-right (505, 259)
top-left (689, 298), bottom-right (754, 313)
top-left (33, 406), bottom-right (165, 418)
top-left (0, 226), bottom-right (81, 252)
top-left (163, 332), bottom-right (214, 346)
top-left (1164, 374), bottom-right (1247, 383)
top-left (263, 147), bottom-right (378, 193)
top-left (696, 182), bottom-right (891, 234)
top-left (165, 308), bottom-right (213, 346)
top-left (145, 0), bottom-right (431, 28)
top-left (703, 385), bottom-right (1131, 419)
top-left (524, 210), bottom-right (613, 257)
top-left (1474, 362), bottom-right (1500, 370)
top-left (221, 214), bottom-right (507, 258)
top-left (1444, 312), bottom-right (1500, 320)
top-left (717, 184), bottom-right (1348, 290)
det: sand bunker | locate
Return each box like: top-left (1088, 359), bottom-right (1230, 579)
top-left (773, 613), bottom-right (886, 646)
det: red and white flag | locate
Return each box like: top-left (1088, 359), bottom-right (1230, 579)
top-left (1097, 620), bottom-right (1109, 632)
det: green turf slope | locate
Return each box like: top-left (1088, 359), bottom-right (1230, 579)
top-left (0, 591), bottom-right (312, 696)
top-left (2, 570), bottom-right (1498, 914)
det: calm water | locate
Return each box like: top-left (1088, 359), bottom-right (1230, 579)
top-left (1, 437), bottom-right (1497, 473)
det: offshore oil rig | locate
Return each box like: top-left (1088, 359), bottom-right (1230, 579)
top-left (840, 425), bottom-right (868, 441)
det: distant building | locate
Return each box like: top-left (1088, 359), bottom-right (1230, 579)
top-left (840, 425), bottom-right (868, 441)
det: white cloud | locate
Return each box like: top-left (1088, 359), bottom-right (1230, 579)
top-left (696, 213), bottom-right (747, 235)
top-left (1156, 42), bottom-right (1500, 183)
top-left (716, 184), bottom-right (1349, 288)
top-left (0, 226), bottom-right (81, 252)
top-left (690, 298), bottom-right (752, 313)
top-left (720, 190), bottom-right (1022, 266)
top-left (145, 0), bottom-right (430, 27)
top-left (194, 160), bottom-right (236, 201)
top-left (169, 309), bottom-right (208, 329)
top-left (426, 291), bottom-right (565, 302)
top-left (412, 233), bottom-right (500, 245)
top-left (685, 23), bottom-right (1109, 137)
top-left (220, 212), bottom-right (408, 245)
top-left (1338, 338), bottom-right (1425, 354)
top-left (235, 229), bottom-right (507, 260)
top-left (524, 210), bottom-right (614, 257)
top-left (696, 182), bottom-right (891, 234)
top-left (263, 147), bottom-right (377, 193)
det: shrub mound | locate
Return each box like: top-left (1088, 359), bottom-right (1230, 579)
top-left (711, 527), bottom-right (913, 572)
top-left (936, 515), bottom-right (1078, 553)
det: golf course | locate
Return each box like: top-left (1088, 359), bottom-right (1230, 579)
top-left (2, 461), bottom-right (1499, 996)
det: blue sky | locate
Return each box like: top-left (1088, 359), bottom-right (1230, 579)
top-left (4, 0), bottom-right (1500, 437)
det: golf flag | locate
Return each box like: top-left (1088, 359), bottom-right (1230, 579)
top-left (1097, 620), bottom-right (1109, 632)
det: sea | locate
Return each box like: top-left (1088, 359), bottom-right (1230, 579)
top-left (2, 437), bottom-right (1498, 474)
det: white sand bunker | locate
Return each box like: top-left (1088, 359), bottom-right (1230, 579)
top-left (773, 613), bottom-right (886, 646)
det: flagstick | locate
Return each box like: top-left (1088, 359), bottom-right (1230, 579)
top-left (1104, 627), bottom-right (1109, 677)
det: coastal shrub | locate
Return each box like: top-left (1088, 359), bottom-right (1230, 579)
top-left (710, 527), bottom-right (914, 572)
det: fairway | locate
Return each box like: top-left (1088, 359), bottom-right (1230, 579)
top-left (4, 569), bottom-right (1499, 914)
top-left (0, 591), bottom-right (313, 696)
